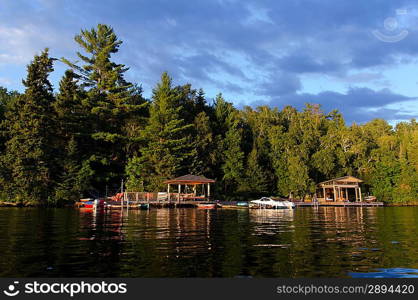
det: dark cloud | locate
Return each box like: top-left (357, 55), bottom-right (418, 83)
top-left (1, 0), bottom-right (418, 123)
top-left (265, 87), bottom-right (415, 123)
top-left (258, 71), bottom-right (301, 96)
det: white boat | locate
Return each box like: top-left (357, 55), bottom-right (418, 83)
top-left (250, 197), bottom-right (295, 209)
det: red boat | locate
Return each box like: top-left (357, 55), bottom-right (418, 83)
top-left (77, 198), bottom-right (105, 209)
top-left (83, 201), bottom-right (94, 208)
top-left (196, 202), bottom-right (217, 209)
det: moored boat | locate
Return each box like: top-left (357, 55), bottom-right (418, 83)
top-left (364, 195), bottom-right (377, 202)
top-left (76, 198), bottom-right (105, 209)
top-left (196, 202), bottom-right (217, 209)
top-left (83, 201), bottom-right (94, 208)
top-left (80, 198), bottom-right (94, 201)
top-left (249, 197), bottom-right (295, 209)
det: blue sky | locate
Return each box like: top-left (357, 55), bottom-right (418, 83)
top-left (1, 0), bottom-right (418, 124)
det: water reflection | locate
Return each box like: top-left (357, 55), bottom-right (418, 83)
top-left (249, 208), bottom-right (294, 236)
top-left (0, 207), bottom-right (418, 277)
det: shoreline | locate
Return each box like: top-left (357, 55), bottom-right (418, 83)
top-left (1, 201), bottom-right (418, 208)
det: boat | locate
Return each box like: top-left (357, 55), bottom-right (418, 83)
top-left (80, 198), bottom-right (94, 202)
top-left (249, 197), bottom-right (295, 209)
top-left (196, 202), bottom-right (217, 209)
top-left (236, 201), bottom-right (249, 207)
top-left (77, 198), bottom-right (105, 209)
top-left (83, 201), bottom-right (94, 208)
top-left (364, 195), bottom-right (377, 202)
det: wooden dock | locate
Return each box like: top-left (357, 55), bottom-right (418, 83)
top-left (102, 200), bottom-right (384, 210)
top-left (105, 199), bottom-right (215, 209)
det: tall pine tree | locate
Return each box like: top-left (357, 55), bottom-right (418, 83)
top-left (62, 24), bottom-right (146, 191)
top-left (2, 49), bottom-right (55, 204)
top-left (126, 72), bottom-right (193, 191)
top-left (52, 70), bottom-right (91, 203)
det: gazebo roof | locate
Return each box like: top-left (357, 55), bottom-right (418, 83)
top-left (164, 174), bottom-right (215, 184)
top-left (318, 175), bottom-right (363, 186)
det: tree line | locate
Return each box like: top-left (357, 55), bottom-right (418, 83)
top-left (0, 24), bottom-right (417, 205)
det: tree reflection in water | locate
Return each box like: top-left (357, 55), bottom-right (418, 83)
top-left (0, 207), bottom-right (417, 277)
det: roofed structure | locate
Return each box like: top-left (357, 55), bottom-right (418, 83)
top-left (164, 174), bottom-right (215, 201)
top-left (318, 176), bottom-right (363, 186)
top-left (316, 175), bottom-right (363, 202)
top-left (164, 174), bottom-right (215, 184)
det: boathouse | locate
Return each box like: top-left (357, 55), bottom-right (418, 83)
top-left (164, 174), bottom-right (215, 201)
top-left (122, 174), bottom-right (216, 205)
top-left (315, 176), bottom-right (363, 202)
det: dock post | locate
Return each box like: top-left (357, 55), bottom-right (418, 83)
top-left (207, 183), bottom-right (210, 199)
top-left (126, 191), bottom-right (129, 213)
top-left (168, 184), bottom-right (170, 202)
top-left (121, 179), bottom-right (124, 212)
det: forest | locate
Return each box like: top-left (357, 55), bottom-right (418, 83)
top-left (0, 24), bottom-right (417, 205)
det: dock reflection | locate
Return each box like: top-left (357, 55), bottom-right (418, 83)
top-left (63, 206), bottom-right (418, 277)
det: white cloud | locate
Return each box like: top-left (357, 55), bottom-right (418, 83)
top-left (0, 25), bottom-right (43, 64)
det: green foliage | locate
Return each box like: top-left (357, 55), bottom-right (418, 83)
top-left (222, 115), bottom-right (245, 193)
top-left (126, 72), bottom-right (193, 191)
top-left (62, 24), bottom-right (146, 191)
top-left (52, 70), bottom-right (91, 203)
top-left (190, 111), bottom-right (215, 175)
top-left (1, 49), bottom-right (55, 204)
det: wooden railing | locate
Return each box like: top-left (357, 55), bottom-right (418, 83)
top-left (123, 192), bottom-right (208, 203)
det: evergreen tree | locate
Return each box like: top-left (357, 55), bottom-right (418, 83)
top-left (241, 106), bottom-right (279, 194)
top-left (2, 49), bottom-right (55, 204)
top-left (53, 137), bottom-right (90, 203)
top-left (0, 88), bottom-right (20, 199)
top-left (243, 147), bottom-right (269, 194)
top-left (190, 111), bottom-right (215, 176)
top-left (126, 72), bottom-right (193, 191)
top-left (222, 113), bottom-right (245, 194)
top-left (52, 70), bottom-right (91, 202)
top-left (62, 24), bottom-right (146, 190)
top-left (0, 88), bottom-right (20, 152)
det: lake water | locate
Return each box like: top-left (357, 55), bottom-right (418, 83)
top-left (0, 206), bottom-right (418, 278)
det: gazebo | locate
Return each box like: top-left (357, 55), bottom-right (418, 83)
top-left (163, 174), bottom-right (215, 202)
top-left (316, 176), bottom-right (363, 202)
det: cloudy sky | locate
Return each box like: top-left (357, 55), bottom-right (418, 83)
top-left (1, 0), bottom-right (418, 124)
